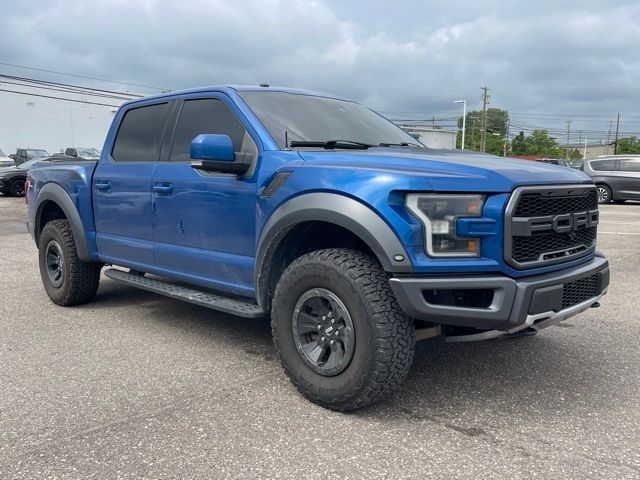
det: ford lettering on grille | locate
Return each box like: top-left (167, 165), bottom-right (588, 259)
top-left (505, 186), bottom-right (599, 269)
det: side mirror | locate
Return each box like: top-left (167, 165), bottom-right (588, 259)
top-left (190, 134), bottom-right (249, 174)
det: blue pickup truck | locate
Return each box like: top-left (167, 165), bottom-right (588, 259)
top-left (27, 85), bottom-right (609, 410)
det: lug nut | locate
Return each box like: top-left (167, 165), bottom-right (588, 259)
top-left (331, 319), bottom-right (335, 324)
top-left (322, 316), bottom-right (326, 320)
top-left (330, 340), bottom-right (334, 345)
top-left (317, 325), bottom-right (322, 330)
top-left (321, 336), bottom-right (325, 342)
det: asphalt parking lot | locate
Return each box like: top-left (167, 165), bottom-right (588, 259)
top-left (0, 197), bottom-right (639, 479)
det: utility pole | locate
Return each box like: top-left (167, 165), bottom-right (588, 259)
top-left (454, 99), bottom-right (467, 150)
top-left (614, 113), bottom-right (620, 154)
top-left (503, 118), bottom-right (510, 157)
top-left (606, 120), bottom-right (613, 155)
top-left (583, 135), bottom-right (588, 160)
top-left (480, 86), bottom-right (490, 152)
top-left (565, 121), bottom-right (572, 159)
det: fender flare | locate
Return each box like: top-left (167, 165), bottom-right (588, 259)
top-left (34, 182), bottom-right (91, 261)
top-left (254, 192), bottom-right (412, 306)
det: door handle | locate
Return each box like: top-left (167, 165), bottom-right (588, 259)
top-left (152, 184), bottom-right (174, 195)
top-left (95, 181), bottom-right (111, 192)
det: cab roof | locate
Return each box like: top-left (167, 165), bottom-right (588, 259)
top-left (123, 85), bottom-right (349, 107)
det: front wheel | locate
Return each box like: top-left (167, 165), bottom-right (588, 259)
top-left (38, 219), bottom-right (102, 306)
top-left (271, 249), bottom-right (415, 411)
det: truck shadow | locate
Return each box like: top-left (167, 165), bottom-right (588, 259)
top-left (88, 280), bottom-right (616, 420)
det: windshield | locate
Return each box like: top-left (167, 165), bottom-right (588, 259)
top-left (27, 149), bottom-right (50, 158)
top-left (239, 91), bottom-right (422, 149)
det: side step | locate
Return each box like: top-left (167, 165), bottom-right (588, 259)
top-left (104, 268), bottom-right (265, 318)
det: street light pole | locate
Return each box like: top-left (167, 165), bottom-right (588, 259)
top-left (454, 100), bottom-right (466, 150)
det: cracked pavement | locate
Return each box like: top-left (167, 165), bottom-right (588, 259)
top-left (0, 197), bottom-right (639, 479)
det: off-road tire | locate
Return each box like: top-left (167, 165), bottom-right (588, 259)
top-left (271, 248), bottom-right (415, 411)
top-left (9, 179), bottom-right (25, 197)
top-left (38, 219), bottom-right (101, 306)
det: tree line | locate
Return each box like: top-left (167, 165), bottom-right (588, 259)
top-left (456, 109), bottom-right (640, 158)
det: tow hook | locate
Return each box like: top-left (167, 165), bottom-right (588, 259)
top-left (591, 302), bottom-right (601, 308)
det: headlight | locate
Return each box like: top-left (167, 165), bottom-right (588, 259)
top-left (405, 194), bottom-right (485, 257)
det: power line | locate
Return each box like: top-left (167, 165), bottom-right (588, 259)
top-left (0, 73), bottom-right (144, 98)
top-left (0, 87), bottom-right (122, 107)
top-left (0, 61), bottom-right (168, 91)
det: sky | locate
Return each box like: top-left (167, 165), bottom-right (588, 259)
top-left (1, 0), bottom-right (640, 150)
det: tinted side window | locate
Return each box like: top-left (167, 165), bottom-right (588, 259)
top-left (170, 99), bottom-right (247, 162)
top-left (112, 103), bottom-right (168, 162)
top-left (620, 159), bottom-right (640, 172)
top-left (590, 159), bottom-right (616, 171)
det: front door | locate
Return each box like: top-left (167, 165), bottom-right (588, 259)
top-left (151, 95), bottom-right (260, 297)
top-left (93, 100), bottom-right (173, 267)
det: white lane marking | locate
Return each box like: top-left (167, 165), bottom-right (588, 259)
top-left (600, 220), bottom-right (640, 225)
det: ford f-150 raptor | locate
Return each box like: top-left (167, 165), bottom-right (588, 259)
top-left (26, 85), bottom-right (609, 411)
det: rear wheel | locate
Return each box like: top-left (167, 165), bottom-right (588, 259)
top-left (596, 185), bottom-right (611, 204)
top-left (271, 248), bottom-right (415, 411)
top-left (9, 179), bottom-right (25, 197)
top-left (38, 219), bottom-right (101, 306)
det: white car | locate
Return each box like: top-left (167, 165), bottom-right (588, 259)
top-left (0, 148), bottom-right (15, 168)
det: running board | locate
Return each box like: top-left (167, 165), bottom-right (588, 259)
top-left (104, 268), bottom-right (265, 318)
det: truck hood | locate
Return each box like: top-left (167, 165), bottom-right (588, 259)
top-left (296, 148), bottom-right (592, 192)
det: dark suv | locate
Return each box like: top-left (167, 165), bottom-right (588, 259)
top-left (581, 156), bottom-right (640, 203)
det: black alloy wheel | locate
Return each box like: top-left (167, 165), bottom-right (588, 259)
top-left (292, 288), bottom-right (355, 376)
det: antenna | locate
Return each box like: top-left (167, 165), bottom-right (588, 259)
top-left (285, 131), bottom-right (289, 150)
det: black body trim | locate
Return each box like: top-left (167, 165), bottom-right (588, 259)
top-left (390, 255), bottom-right (609, 331)
top-left (34, 182), bottom-right (91, 261)
top-left (254, 192), bottom-right (412, 308)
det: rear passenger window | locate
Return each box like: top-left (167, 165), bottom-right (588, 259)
top-left (620, 159), bottom-right (640, 172)
top-left (170, 99), bottom-right (248, 162)
top-left (590, 159), bottom-right (616, 171)
top-left (112, 103), bottom-right (168, 162)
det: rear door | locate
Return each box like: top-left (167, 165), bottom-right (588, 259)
top-left (151, 94), bottom-right (260, 297)
top-left (616, 158), bottom-right (640, 200)
top-left (93, 99), bottom-right (174, 267)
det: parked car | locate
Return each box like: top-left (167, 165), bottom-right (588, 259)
top-left (581, 155), bottom-right (640, 203)
top-left (64, 147), bottom-right (101, 160)
top-left (0, 156), bottom-right (76, 196)
top-left (26, 85), bottom-right (609, 411)
top-left (0, 148), bottom-right (16, 168)
top-left (535, 158), bottom-right (575, 168)
top-left (13, 148), bottom-right (51, 166)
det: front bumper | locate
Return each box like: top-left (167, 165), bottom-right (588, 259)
top-left (389, 254), bottom-right (609, 332)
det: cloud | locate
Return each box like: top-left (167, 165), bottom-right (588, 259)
top-left (1, 0), bottom-right (640, 138)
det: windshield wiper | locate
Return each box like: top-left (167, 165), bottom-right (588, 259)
top-left (378, 142), bottom-right (423, 148)
top-left (289, 139), bottom-right (374, 150)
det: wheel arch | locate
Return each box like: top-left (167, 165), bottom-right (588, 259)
top-left (34, 183), bottom-right (91, 261)
top-left (254, 192), bottom-right (412, 310)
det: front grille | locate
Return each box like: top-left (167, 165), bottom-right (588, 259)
top-left (562, 274), bottom-right (599, 309)
top-left (514, 190), bottom-right (597, 216)
top-left (513, 227), bottom-right (596, 263)
top-left (506, 186), bottom-right (598, 269)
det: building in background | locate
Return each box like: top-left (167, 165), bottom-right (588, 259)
top-left (0, 81), bottom-right (134, 155)
top-left (560, 141), bottom-right (615, 159)
top-left (402, 127), bottom-right (456, 150)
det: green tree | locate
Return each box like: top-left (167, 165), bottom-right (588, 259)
top-left (507, 129), bottom-right (564, 158)
top-left (615, 136), bottom-right (640, 154)
top-left (457, 108), bottom-right (509, 154)
top-left (511, 131), bottom-right (527, 155)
